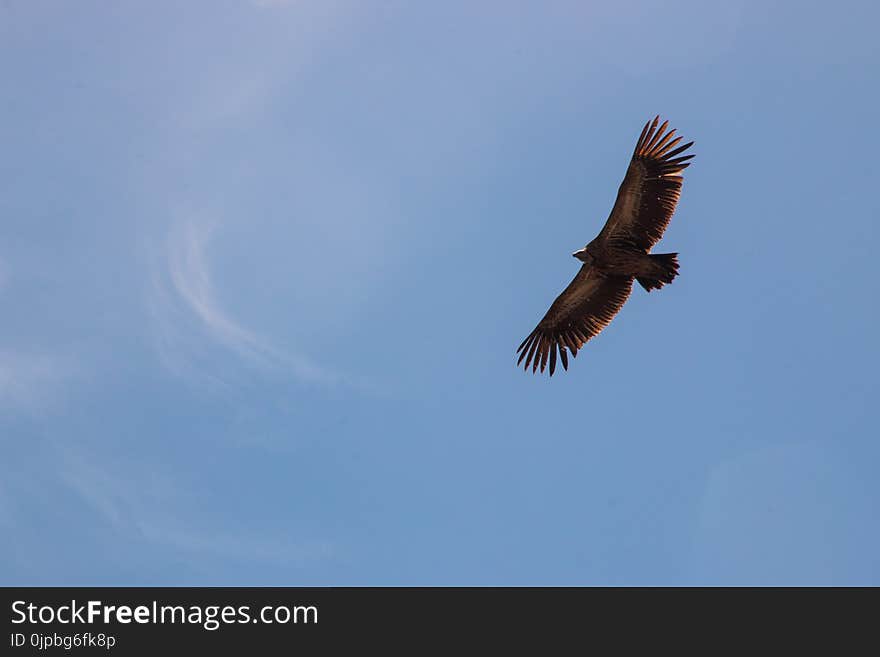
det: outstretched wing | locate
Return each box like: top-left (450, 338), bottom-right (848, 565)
top-left (597, 116), bottom-right (694, 251)
top-left (516, 266), bottom-right (633, 376)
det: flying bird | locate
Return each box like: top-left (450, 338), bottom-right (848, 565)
top-left (516, 116), bottom-right (694, 376)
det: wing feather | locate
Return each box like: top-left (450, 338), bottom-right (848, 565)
top-left (558, 345), bottom-right (568, 371)
top-left (516, 265), bottom-right (633, 375)
top-left (524, 334), bottom-right (540, 369)
top-left (598, 116), bottom-right (694, 251)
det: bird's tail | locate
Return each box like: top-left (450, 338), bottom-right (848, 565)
top-left (637, 253), bottom-right (679, 292)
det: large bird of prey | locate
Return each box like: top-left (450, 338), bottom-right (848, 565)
top-left (516, 116), bottom-right (694, 376)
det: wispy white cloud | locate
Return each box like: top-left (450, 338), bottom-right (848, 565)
top-left (166, 219), bottom-right (277, 367)
top-left (58, 449), bottom-right (131, 530)
top-left (149, 216), bottom-right (365, 389)
top-left (56, 446), bottom-right (332, 566)
top-left (156, 1), bottom-right (354, 141)
top-left (136, 521), bottom-right (334, 564)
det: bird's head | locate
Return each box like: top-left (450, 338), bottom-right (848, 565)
top-left (572, 247), bottom-right (592, 263)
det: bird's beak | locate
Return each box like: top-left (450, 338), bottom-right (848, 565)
top-left (572, 248), bottom-right (587, 259)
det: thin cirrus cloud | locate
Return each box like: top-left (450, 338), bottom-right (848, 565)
top-left (134, 521), bottom-right (335, 566)
top-left (56, 445), bottom-right (333, 568)
top-left (148, 217), bottom-right (355, 389)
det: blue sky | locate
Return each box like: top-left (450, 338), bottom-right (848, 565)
top-left (1, 1), bottom-right (877, 585)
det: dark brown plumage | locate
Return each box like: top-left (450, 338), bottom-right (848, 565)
top-left (516, 116), bottom-right (694, 376)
